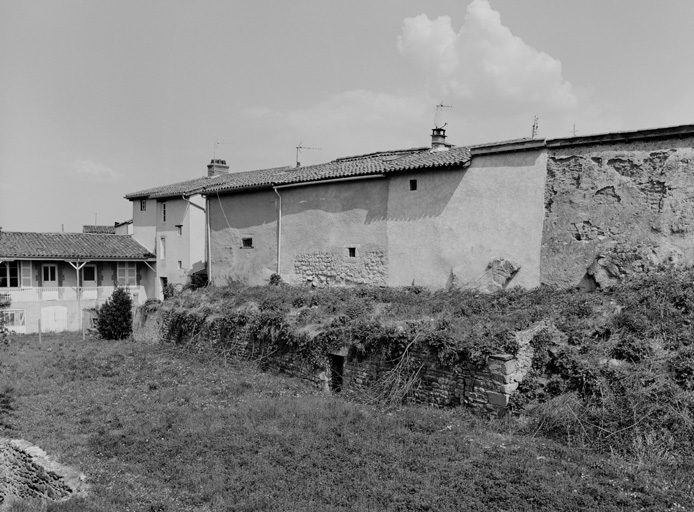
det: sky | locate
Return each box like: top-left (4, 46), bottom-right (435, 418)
top-left (2, 0), bottom-right (694, 233)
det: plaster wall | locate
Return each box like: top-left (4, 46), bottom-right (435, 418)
top-left (386, 150), bottom-right (547, 289)
top-left (132, 199), bottom-right (157, 253)
top-left (208, 189), bottom-right (278, 285)
top-left (155, 198), bottom-right (196, 287)
top-left (279, 179), bottom-right (389, 286)
top-left (541, 136), bottom-right (694, 287)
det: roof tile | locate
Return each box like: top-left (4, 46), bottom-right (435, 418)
top-left (0, 232), bottom-right (155, 260)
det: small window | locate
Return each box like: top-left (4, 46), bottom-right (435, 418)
top-left (177, 261), bottom-right (182, 270)
top-left (348, 247), bottom-right (356, 258)
top-left (159, 237), bottom-right (166, 259)
top-left (242, 238), bottom-right (253, 249)
top-left (410, 179), bottom-right (417, 191)
top-left (176, 225), bottom-right (182, 236)
top-left (82, 265), bottom-right (96, 282)
top-left (140, 199), bottom-right (146, 211)
top-left (162, 202), bottom-right (167, 222)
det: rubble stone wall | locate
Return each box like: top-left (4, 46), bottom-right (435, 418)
top-left (293, 250), bottom-right (387, 287)
top-left (541, 136), bottom-right (694, 287)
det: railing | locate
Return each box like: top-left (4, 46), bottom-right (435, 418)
top-left (1, 286), bottom-right (146, 304)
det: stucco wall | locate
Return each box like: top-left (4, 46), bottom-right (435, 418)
top-left (541, 136), bottom-right (694, 287)
top-left (208, 189), bottom-right (278, 286)
top-left (156, 198), bottom-right (193, 287)
top-left (279, 179), bottom-right (389, 286)
top-left (387, 150), bottom-right (547, 289)
top-left (132, 198), bottom-right (156, 253)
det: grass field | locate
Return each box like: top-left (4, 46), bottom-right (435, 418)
top-left (1, 333), bottom-right (691, 511)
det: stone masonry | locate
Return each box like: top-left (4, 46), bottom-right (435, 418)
top-left (293, 250), bottom-right (387, 287)
top-left (542, 137), bottom-right (694, 288)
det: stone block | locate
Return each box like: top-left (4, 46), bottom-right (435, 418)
top-left (495, 382), bottom-right (518, 394)
top-left (486, 391), bottom-right (510, 407)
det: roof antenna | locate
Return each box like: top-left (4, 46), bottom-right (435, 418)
top-left (91, 211), bottom-right (98, 225)
top-left (571, 123), bottom-right (578, 137)
top-left (213, 140), bottom-right (232, 160)
top-left (296, 142), bottom-right (321, 168)
top-left (531, 116), bottom-right (539, 138)
top-left (434, 102), bottom-right (452, 128)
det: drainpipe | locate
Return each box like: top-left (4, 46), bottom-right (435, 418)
top-left (273, 187), bottom-right (282, 274)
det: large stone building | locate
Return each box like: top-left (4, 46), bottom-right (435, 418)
top-left (125, 123), bottom-right (694, 292)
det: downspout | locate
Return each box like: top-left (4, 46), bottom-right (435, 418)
top-left (273, 187), bottom-right (282, 274)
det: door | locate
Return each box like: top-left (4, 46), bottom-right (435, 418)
top-left (41, 264), bottom-right (58, 300)
top-left (81, 264), bottom-right (97, 299)
top-left (40, 306), bottom-right (67, 332)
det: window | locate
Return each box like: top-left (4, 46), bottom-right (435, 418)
top-left (82, 265), bottom-right (96, 283)
top-left (176, 225), bottom-right (182, 236)
top-left (3, 309), bottom-right (25, 328)
top-left (242, 238), bottom-right (253, 249)
top-left (42, 264), bottom-right (57, 285)
top-left (140, 199), bottom-right (146, 211)
top-left (177, 261), bottom-right (182, 270)
top-left (117, 262), bottom-right (137, 286)
top-left (410, 179), bottom-right (418, 191)
top-left (162, 202), bottom-right (167, 222)
top-left (0, 261), bottom-right (19, 287)
top-left (348, 247), bottom-right (357, 258)
top-left (159, 237), bottom-right (166, 259)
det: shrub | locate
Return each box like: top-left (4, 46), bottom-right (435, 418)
top-left (96, 286), bottom-right (133, 340)
top-left (0, 293), bottom-right (11, 345)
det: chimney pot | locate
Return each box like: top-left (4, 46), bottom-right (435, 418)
top-left (431, 127), bottom-right (448, 150)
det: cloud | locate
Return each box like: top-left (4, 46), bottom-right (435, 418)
top-left (67, 159), bottom-right (123, 182)
top-left (397, 0), bottom-right (578, 113)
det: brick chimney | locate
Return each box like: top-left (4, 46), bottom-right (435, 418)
top-left (207, 159), bottom-right (229, 177)
top-left (431, 127), bottom-right (448, 150)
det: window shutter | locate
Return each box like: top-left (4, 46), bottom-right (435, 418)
top-left (117, 262), bottom-right (126, 284)
top-left (21, 261), bottom-right (32, 287)
top-left (127, 263), bottom-right (136, 285)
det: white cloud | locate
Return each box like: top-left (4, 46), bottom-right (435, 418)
top-left (67, 159), bottom-right (123, 182)
top-left (398, 0), bottom-right (578, 113)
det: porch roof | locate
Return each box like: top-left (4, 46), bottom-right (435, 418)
top-left (0, 232), bottom-right (155, 260)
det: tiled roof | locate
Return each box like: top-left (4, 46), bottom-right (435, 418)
top-left (82, 225), bottom-right (116, 234)
top-left (203, 146), bottom-right (472, 195)
top-left (124, 146), bottom-right (472, 199)
top-left (125, 175), bottom-right (218, 200)
top-left (0, 232), bottom-right (155, 260)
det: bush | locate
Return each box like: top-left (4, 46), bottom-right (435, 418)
top-left (0, 293), bottom-right (11, 345)
top-left (96, 286), bottom-right (133, 340)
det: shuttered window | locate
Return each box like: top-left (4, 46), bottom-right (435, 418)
top-left (117, 262), bottom-right (137, 286)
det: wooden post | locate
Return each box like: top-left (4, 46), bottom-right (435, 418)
top-left (38, 318), bottom-right (42, 345)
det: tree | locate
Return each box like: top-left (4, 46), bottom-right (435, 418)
top-left (96, 286), bottom-right (133, 340)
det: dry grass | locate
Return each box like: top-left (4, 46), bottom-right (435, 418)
top-left (0, 333), bottom-right (691, 511)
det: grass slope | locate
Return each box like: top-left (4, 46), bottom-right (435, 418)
top-left (1, 334), bottom-right (691, 511)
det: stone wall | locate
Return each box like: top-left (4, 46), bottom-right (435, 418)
top-left (293, 250), bottom-right (387, 287)
top-left (541, 136), bottom-right (694, 287)
top-left (133, 308), bottom-right (529, 415)
top-left (0, 438), bottom-right (88, 510)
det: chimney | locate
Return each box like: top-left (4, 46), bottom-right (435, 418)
top-left (207, 159), bottom-right (230, 177)
top-left (431, 127), bottom-right (449, 151)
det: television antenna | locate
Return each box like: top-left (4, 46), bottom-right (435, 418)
top-left (91, 211), bottom-right (98, 225)
top-left (571, 123), bottom-right (579, 136)
top-left (296, 142), bottom-right (321, 167)
top-left (531, 116), bottom-right (539, 138)
top-left (212, 140), bottom-right (232, 160)
top-left (434, 103), bottom-right (452, 129)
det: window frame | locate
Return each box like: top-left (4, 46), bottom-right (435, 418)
top-left (140, 199), bottom-right (147, 211)
top-left (162, 202), bottom-right (167, 222)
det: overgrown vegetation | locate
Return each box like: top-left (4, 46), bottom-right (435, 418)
top-left (95, 286), bottom-right (133, 340)
top-left (145, 268), bottom-right (694, 471)
top-left (1, 333), bottom-right (691, 510)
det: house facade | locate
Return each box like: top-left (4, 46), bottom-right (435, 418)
top-left (0, 231), bottom-right (155, 333)
top-left (124, 160), bottom-right (231, 298)
top-left (123, 123), bottom-right (694, 292)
